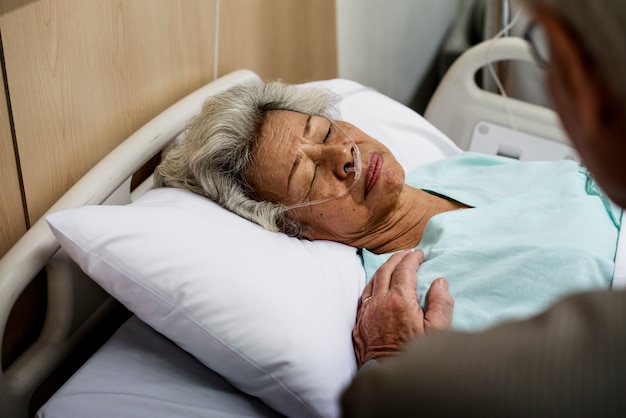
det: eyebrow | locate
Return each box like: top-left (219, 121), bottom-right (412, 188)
top-left (303, 114), bottom-right (312, 137)
top-left (287, 115), bottom-right (311, 189)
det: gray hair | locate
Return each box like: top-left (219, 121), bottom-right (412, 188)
top-left (153, 81), bottom-right (338, 236)
top-left (516, 0), bottom-right (626, 105)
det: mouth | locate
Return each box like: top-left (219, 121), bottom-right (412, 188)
top-left (364, 152), bottom-right (382, 198)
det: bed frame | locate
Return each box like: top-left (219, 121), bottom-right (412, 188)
top-left (425, 37), bottom-right (572, 160)
top-left (0, 69), bottom-right (263, 418)
top-left (0, 37), bottom-right (572, 418)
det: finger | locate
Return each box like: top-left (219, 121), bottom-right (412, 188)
top-left (388, 250), bottom-right (423, 293)
top-left (371, 250), bottom-right (412, 295)
top-left (361, 278), bottom-right (374, 302)
top-left (352, 327), bottom-right (364, 367)
top-left (424, 277), bottom-right (455, 331)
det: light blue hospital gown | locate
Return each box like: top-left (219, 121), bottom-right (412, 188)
top-left (362, 153), bottom-right (622, 331)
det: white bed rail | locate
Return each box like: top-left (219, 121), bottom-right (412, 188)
top-left (0, 69), bottom-right (263, 418)
top-left (425, 37), bottom-right (568, 151)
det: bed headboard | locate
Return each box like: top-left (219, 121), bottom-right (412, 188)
top-left (0, 69), bottom-right (263, 418)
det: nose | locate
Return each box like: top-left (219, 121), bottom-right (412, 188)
top-left (315, 142), bottom-right (359, 180)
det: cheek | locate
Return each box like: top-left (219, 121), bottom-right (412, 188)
top-left (246, 173), bottom-right (283, 203)
top-left (380, 162), bottom-right (405, 201)
top-left (297, 203), bottom-right (365, 240)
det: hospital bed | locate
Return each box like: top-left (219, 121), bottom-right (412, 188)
top-left (1, 37), bottom-right (624, 418)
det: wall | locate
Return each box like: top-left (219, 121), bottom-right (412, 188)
top-left (336, 0), bottom-right (460, 105)
top-left (0, 64), bottom-right (25, 259)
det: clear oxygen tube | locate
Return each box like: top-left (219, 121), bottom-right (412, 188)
top-left (282, 119), bottom-right (362, 211)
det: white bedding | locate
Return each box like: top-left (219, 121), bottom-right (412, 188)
top-left (37, 316), bottom-right (282, 418)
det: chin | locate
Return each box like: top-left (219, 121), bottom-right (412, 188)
top-left (382, 165), bottom-right (405, 193)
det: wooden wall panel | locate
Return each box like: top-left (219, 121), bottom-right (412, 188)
top-left (0, 0), bottom-right (39, 16)
top-left (220, 0), bottom-right (337, 83)
top-left (1, 0), bottom-right (337, 227)
top-left (0, 0), bottom-right (217, 224)
top-left (0, 60), bottom-right (26, 258)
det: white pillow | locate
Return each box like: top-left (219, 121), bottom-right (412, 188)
top-left (46, 79), bottom-right (460, 418)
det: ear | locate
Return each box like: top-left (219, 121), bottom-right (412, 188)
top-left (534, 9), bottom-right (610, 138)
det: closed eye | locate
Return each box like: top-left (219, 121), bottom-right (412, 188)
top-left (323, 124), bottom-right (332, 143)
top-left (306, 123), bottom-right (332, 199)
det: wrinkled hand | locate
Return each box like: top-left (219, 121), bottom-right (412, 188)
top-left (353, 250), bottom-right (454, 367)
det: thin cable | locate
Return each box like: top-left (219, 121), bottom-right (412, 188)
top-left (486, 6), bottom-right (523, 141)
top-left (213, 0), bottom-right (220, 80)
top-left (502, 0), bottom-right (511, 37)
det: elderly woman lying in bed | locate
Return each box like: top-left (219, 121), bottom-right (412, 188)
top-left (154, 81), bottom-right (621, 348)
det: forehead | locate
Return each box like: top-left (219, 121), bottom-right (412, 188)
top-left (260, 109), bottom-right (308, 142)
top-left (255, 109), bottom-right (307, 169)
top-left (247, 110), bottom-right (309, 200)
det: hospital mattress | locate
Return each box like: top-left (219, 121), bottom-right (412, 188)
top-left (36, 315), bottom-right (283, 418)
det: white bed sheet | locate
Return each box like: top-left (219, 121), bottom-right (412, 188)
top-left (36, 316), bottom-right (283, 418)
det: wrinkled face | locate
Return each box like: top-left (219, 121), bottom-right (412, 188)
top-left (245, 110), bottom-right (405, 245)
